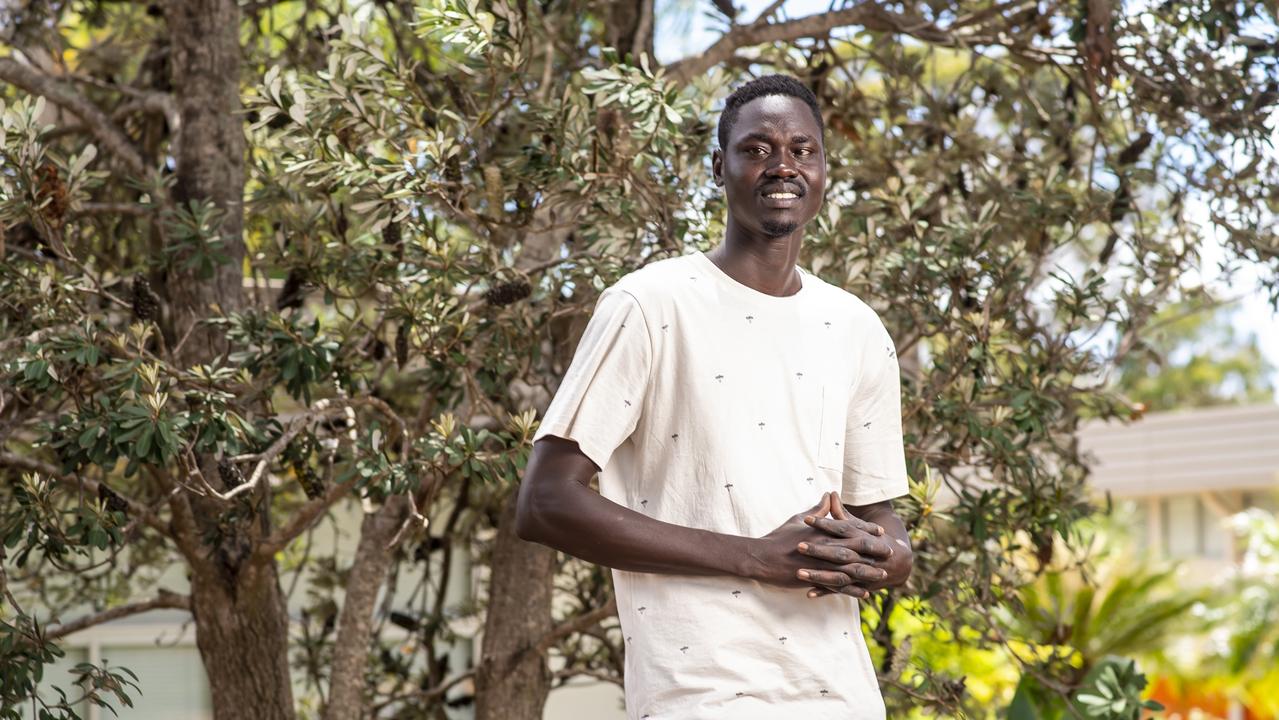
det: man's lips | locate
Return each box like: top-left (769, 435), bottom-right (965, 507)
top-left (759, 186), bottom-right (804, 208)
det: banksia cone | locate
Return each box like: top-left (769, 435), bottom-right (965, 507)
top-left (36, 162), bottom-right (69, 227)
top-left (381, 221), bottom-right (402, 247)
top-left (483, 278), bottom-right (531, 307)
top-left (395, 321), bottom-right (411, 368)
top-left (296, 464), bottom-right (324, 500)
top-left (217, 458), bottom-right (245, 489)
top-left (277, 268), bottom-right (307, 310)
top-left (131, 277), bottom-right (161, 322)
top-left (97, 484), bottom-right (129, 516)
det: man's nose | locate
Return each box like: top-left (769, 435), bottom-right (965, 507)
top-left (765, 158), bottom-right (799, 178)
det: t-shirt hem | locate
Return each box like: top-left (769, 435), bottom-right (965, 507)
top-left (840, 482), bottom-right (909, 507)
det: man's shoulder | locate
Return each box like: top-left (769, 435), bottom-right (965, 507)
top-left (608, 253), bottom-right (697, 300)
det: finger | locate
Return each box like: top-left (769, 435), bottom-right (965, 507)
top-left (834, 584), bottom-right (871, 599)
top-left (797, 542), bottom-right (861, 565)
top-left (807, 515), bottom-right (885, 539)
top-left (844, 563), bottom-right (889, 584)
top-left (802, 492), bottom-right (832, 518)
top-left (849, 535), bottom-right (894, 560)
top-left (796, 569), bottom-right (851, 587)
top-left (830, 497), bottom-right (849, 520)
top-left (806, 585), bottom-right (869, 600)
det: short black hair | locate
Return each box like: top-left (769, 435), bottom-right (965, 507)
top-left (717, 74), bottom-right (824, 150)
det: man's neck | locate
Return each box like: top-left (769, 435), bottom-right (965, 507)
top-left (708, 226), bottom-right (804, 297)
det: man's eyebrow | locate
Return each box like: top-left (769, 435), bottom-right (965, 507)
top-left (735, 132), bottom-right (818, 145)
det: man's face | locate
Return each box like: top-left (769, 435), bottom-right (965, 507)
top-left (713, 95), bottom-right (826, 238)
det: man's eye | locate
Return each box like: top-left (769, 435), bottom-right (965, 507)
top-left (794, 148), bottom-right (813, 157)
top-left (747, 147), bottom-right (768, 156)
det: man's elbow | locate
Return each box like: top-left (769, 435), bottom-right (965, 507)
top-left (514, 482), bottom-right (549, 544)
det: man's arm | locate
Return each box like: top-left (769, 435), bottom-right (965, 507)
top-left (516, 436), bottom-right (876, 590)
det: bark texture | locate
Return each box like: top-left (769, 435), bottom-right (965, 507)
top-left (474, 493), bottom-right (557, 720)
top-left (166, 0), bottom-right (247, 362)
top-left (324, 497), bottom-right (412, 720)
top-left (190, 560), bottom-right (296, 720)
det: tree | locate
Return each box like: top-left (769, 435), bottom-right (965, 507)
top-left (2, 1), bottom-right (1278, 719)
top-left (1115, 297), bottom-right (1275, 412)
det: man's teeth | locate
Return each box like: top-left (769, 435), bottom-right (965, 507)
top-left (766, 192), bottom-right (798, 199)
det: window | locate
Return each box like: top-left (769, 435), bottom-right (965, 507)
top-left (1159, 494), bottom-right (1230, 560)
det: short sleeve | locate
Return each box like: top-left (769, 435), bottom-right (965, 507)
top-left (840, 317), bottom-right (909, 506)
top-left (532, 286), bottom-right (652, 472)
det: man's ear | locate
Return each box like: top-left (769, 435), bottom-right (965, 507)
top-left (711, 148), bottom-right (724, 187)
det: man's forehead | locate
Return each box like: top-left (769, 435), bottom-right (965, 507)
top-left (729, 95), bottom-right (821, 141)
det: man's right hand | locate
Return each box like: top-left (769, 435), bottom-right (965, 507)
top-left (745, 492), bottom-right (888, 598)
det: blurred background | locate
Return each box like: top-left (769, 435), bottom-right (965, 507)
top-left (1, 0), bottom-right (1277, 718)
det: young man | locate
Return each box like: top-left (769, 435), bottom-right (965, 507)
top-left (516, 75), bottom-right (912, 719)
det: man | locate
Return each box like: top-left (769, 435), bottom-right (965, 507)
top-left (516, 74), bottom-right (912, 719)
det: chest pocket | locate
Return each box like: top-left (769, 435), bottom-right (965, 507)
top-left (816, 384), bottom-right (848, 473)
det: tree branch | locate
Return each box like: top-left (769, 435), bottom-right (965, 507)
top-left (46, 589), bottom-right (190, 640)
top-left (664, 2), bottom-right (975, 84)
top-left (0, 452), bottom-right (174, 542)
top-left (253, 474), bottom-right (360, 562)
top-left (532, 596), bottom-right (618, 656)
top-left (0, 56), bottom-right (148, 178)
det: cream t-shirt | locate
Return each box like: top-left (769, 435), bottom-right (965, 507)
top-left (532, 250), bottom-right (909, 719)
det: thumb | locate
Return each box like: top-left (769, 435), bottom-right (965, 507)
top-left (803, 491), bottom-right (832, 519)
top-left (830, 495), bottom-right (848, 520)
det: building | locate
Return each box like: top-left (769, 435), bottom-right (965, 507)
top-left (1079, 402), bottom-right (1279, 563)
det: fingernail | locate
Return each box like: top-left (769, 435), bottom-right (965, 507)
top-left (808, 590), bottom-right (818, 598)
top-left (798, 542), bottom-right (809, 552)
top-left (798, 570), bottom-right (810, 580)
top-left (879, 570), bottom-right (888, 579)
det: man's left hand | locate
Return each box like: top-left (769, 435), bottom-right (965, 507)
top-left (797, 498), bottom-right (913, 598)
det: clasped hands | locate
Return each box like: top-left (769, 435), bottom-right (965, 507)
top-left (751, 491), bottom-right (910, 600)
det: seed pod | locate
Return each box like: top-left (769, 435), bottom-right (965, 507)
top-left (296, 464), bottom-right (324, 500)
top-left (217, 458), bottom-right (245, 489)
top-left (276, 268), bottom-right (307, 311)
top-left (97, 484), bottom-right (130, 516)
top-left (36, 163), bottom-right (69, 227)
top-left (131, 277), bottom-right (161, 322)
top-left (483, 278), bottom-right (531, 307)
top-left (395, 321), bottom-right (411, 368)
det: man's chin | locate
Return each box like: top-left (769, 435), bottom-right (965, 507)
top-left (760, 220), bottom-right (800, 237)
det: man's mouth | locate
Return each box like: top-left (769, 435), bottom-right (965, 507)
top-left (759, 186), bottom-right (804, 208)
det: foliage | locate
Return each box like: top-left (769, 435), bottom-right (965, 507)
top-left (2, 0), bottom-right (1278, 718)
top-left (1154, 509), bottom-right (1279, 717)
top-left (1115, 297), bottom-right (1275, 412)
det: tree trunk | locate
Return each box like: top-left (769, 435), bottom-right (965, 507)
top-left (475, 493), bottom-right (556, 720)
top-left (324, 497), bottom-right (411, 720)
top-left (190, 560), bottom-right (296, 720)
top-left (165, 0), bottom-right (293, 716)
top-left (166, 0), bottom-right (247, 361)
top-left (604, 0), bottom-right (655, 64)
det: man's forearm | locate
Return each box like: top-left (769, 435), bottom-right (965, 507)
top-left (518, 474), bottom-right (757, 579)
